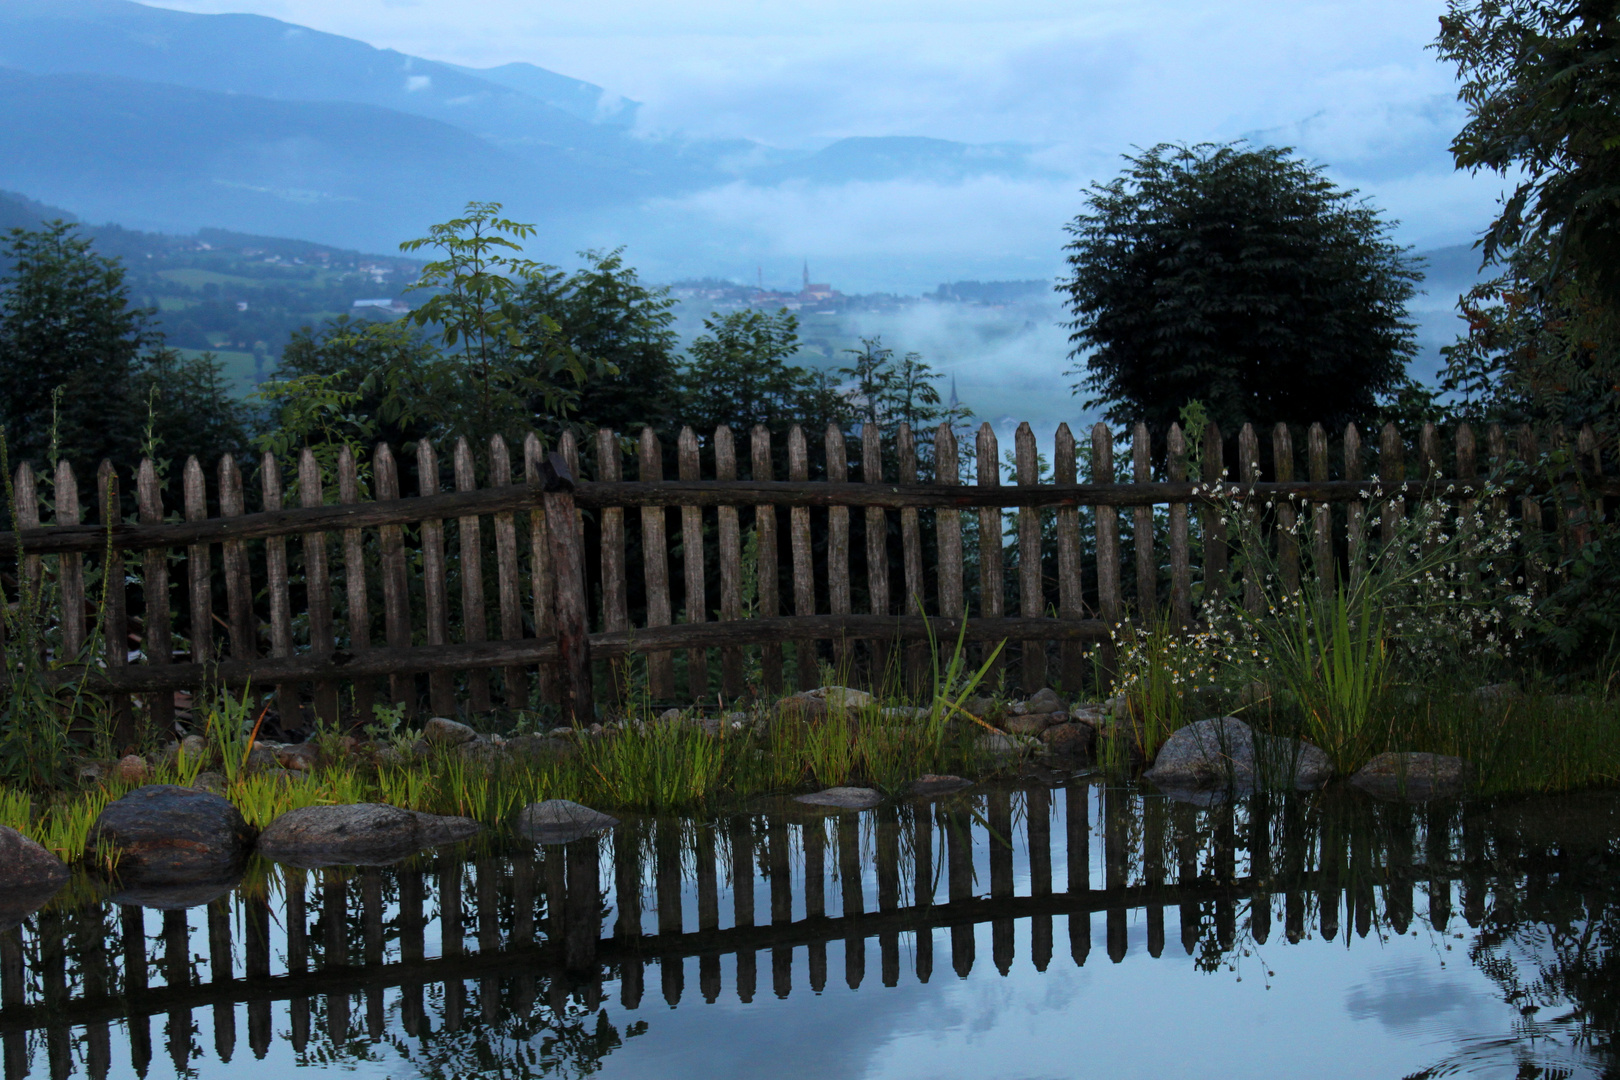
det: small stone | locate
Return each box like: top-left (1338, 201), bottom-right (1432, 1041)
top-left (191, 771), bottom-right (226, 794)
top-left (1069, 704), bottom-right (1107, 726)
top-left (961, 695), bottom-right (999, 719)
top-left (276, 744), bottom-right (319, 772)
top-left (976, 732), bottom-right (1028, 756)
top-left (1351, 752), bottom-right (1471, 801)
top-left (245, 743), bottom-right (279, 773)
top-left (76, 761), bottom-right (106, 784)
top-left (811, 686), bottom-right (875, 711)
top-left (1020, 688), bottom-right (1063, 714)
top-left (179, 734), bottom-right (208, 761)
top-left (1003, 712), bottom-right (1057, 736)
top-left (458, 737), bottom-right (501, 764)
top-left (1039, 722), bottom-right (1096, 760)
top-left (658, 708), bottom-right (684, 723)
top-left (112, 755), bottom-right (149, 784)
top-left (423, 717), bottom-right (479, 747)
top-left (0, 827), bottom-right (69, 932)
top-left (87, 786), bottom-right (254, 885)
top-left (259, 804), bottom-right (480, 867)
top-left (794, 786), bottom-right (882, 810)
top-left (776, 694), bottom-right (829, 724)
top-left (908, 774), bottom-right (972, 797)
top-left (518, 800), bottom-right (620, 844)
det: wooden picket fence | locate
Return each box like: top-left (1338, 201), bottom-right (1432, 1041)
top-left (0, 416), bottom-right (1611, 730)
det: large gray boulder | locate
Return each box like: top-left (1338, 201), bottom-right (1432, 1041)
top-left (794, 786), bottom-right (882, 810)
top-left (423, 716), bottom-right (479, 747)
top-left (0, 826), bottom-right (70, 930)
top-left (86, 785), bottom-right (253, 885)
top-left (1144, 718), bottom-right (1333, 792)
top-left (258, 803), bottom-right (480, 867)
top-left (1351, 752), bottom-right (1472, 801)
top-left (517, 800), bottom-right (619, 844)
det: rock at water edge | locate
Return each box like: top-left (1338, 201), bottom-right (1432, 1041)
top-left (86, 785), bottom-right (253, 885)
top-left (258, 803), bottom-right (480, 866)
top-left (518, 800), bottom-right (620, 844)
top-left (794, 787), bottom-right (883, 810)
top-left (1351, 752), bottom-right (1471, 801)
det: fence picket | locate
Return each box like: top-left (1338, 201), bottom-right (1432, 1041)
top-left (1307, 424), bottom-right (1332, 595)
top-left (977, 424), bottom-right (1004, 684)
top-left (218, 456), bottom-right (253, 666)
top-left (789, 426), bottom-right (817, 692)
top-left (139, 458), bottom-right (176, 732)
top-left (715, 427), bottom-right (744, 700)
top-left (864, 424), bottom-right (892, 688)
top-left (898, 423), bottom-right (926, 692)
top-left (751, 426), bottom-right (783, 695)
top-left (98, 462), bottom-right (133, 741)
top-left (1131, 423), bottom-right (1156, 613)
top-left (489, 436), bottom-right (527, 709)
top-left (417, 440), bottom-right (455, 716)
top-left (1380, 423), bottom-right (1405, 545)
top-left (259, 454), bottom-right (293, 726)
top-left (453, 438), bottom-right (491, 713)
top-left (678, 427), bottom-right (709, 700)
top-left (1092, 423), bottom-right (1120, 633)
top-left (594, 429), bottom-right (628, 705)
top-left (1344, 425), bottom-right (1365, 591)
top-left (1238, 424), bottom-right (1262, 615)
top-left (1273, 424), bottom-right (1299, 593)
top-left (1167, 424), bottom-right (1191, 626)
top-left (639, 428), bottom-right (675, 701)
top-left (825, 424), bottom-right (852, 675)
top-left (1054, 424), bottom-right (1085, 688)
top-left (1016, 422), bottom-right (1046, 691)
top-left (523, 434), bottom-right (558, 707)
top-left (337, 447), bottom-right (375, 724)
top-left (55, 461), bottom-right (85, 662)
top-left (299, 449), bottom-right (340, 726)
top-left (375, 444), bottom-right (413, 712)
top-left (1201, 422), bottom-right (1228, 605)
top-left (14, 464), bottom-right (40, 608)
top-left (935, 423), bottom-right (965, 633)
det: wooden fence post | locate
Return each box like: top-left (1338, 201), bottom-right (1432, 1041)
top-left (1131, 422), bottom-right (1156, 614)
top-left (1307, 424), bottom-right (1332, 595)
top-left (1054, 424), bottom-right (1085, 689)
top-left (453, 437), bottom-right (491, 713)
top-left (1166, 424), bottom-right (1191, 626)
top-left (299, 449), bottom-right (340, 726)
top-left (592, 429), bottom-right (627, 706)
top-left (898, 423), bottom-right (926, 694)
top-left (489, 436), bottom-right (528, 709)
top-left (417, 440), bottom-right (455, 717)
top-left (715, 426), bottom-right (745, 700)
top-left (678, 427), bottom-right (710, 701)
top-left (1238, 424), bottom-right (1263, 615)
top-left (1016, 422), bottom-right (1046, 692)
top-left (825, 424), bottom-right (853, 676)
top-left (789, 425), bottom-right (817, 691)
top-left (374, 443), bottom-right (414, 713)
top-left (55, 461), bottom-right (86, 662)
top-left (1273, 424), bottom-right (1299, 594)
top-left (98, 461), bottom-right (134, 744)
top-left (751, 426), bottom-right (783, 696)
top-left (639, 428), bottom-right (675, 701)
top-left (137, 458), bottom-right (176, 733)
top-left (337, 446), bottom-right (376, 727)
top-left (179, 457), bottom-right (210, 691)
top-left (864, 423), bottom-right (892, 688)
top-left (1201, 422), bottom-right (1228, 608)
top-left (1091, 424), bottom-right (1119, 680)
top-left (977, 423), bottom-right (1004, 686)
top-left (542, 452), bottom-right (594, 725)
top-left (1344, 425), bottom-right (1365, 592)
top-left (1380, 422), bottom-right (1405, 546)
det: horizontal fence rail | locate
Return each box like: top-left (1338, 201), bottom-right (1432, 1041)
top-left (1, 417), bottom-right (1608, 727)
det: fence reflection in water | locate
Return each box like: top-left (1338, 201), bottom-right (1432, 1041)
top-left (0, 782), bottom-right (1504, 1078)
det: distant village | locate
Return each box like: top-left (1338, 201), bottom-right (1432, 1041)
top-left (666, 264), bottom-right (1051, 315)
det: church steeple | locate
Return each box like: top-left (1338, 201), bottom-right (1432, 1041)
top-left (803, 260), bottom-right (810, 291)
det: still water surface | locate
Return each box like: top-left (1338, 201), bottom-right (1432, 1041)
top-left (3, 780), bottom-right (1617, 1079)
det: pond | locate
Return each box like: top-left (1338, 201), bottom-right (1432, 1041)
top-left (3, 780), bottom-right (1618, 1079)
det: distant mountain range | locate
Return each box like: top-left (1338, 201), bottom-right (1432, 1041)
top-left (0, 0), bottom-right (1054, 259)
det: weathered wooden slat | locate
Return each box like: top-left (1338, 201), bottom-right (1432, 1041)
top-left (1092, 424), bottom-right (1120, 630)
top-left (1054, 424), bottom-right (1085, 688)
top-left (12, 465), bottom-right (41, 612)
top-left (1420, 422), bottom-right (1443, 555)
top-left (0, 474), bottom-right (1559, 556)
top-left (864, 424), bottom-right (892, 689)
top-left (1273, 424), bottom-right (1300, 593)
top-left (1380, 423), bottom-right (1405, 546)
top-left (639, 427), bottom-right (675, 701)
top-left (789, 425), bottom-right (817, 691)
top-left (1238, 424), bottom-right (1263, 615)
top-left (752, 426), bottom-right (783, 695)
top-left (337, 447), bottom-right (374, 724)
top-left (98, 462), bottom-right (133, 743)
top-left (452, 438), bottom-right (491, 713)
top-left (417, 440), bottom-right (454, 717)
top-left (1131, 422), bottom-right (1156, 614)
top-left (592, 429), bottom-right (627, 705)
top-left (1015, 422), bottom-right (1046, 692)
top-left (524, 433), bottom-right (558, 707)
top-left (55, 460), bottom-right (86, 661)
top-left (489, 436), bottom-right (527, 709)
top-left (540, 453), bottom-right (594, 725)
top-left (1307, 424), bottom-right (1332, 595)
top-left (715, 427), bottom-right (744, 700)
top-left (217, 456), bottom-right (254, 665)
top-left (1201, 422), bottom-right (1228, 606)
top-left (1518, 426), bottom-right (1545, 597)
top-left (898, 423), bottom-right (926, 693)
top-left (137, 458), bottom-right (176, 732)
top-left (678, 427), bottom-right (710, 700)
top-left (825, 424), bottom-right (852, 676)
top-left (1344, 425), bottom-right (1365, 592)
top-left (974, 424), bottom-right (1005, 688)
top-left (44, 615), bottom-right (1112, 692)
top-left (375, 444), bottom-right (413, 712)
top-left (1166, 424), bottom-right (1191, 626)
top-left (300, 449), bottom-right (340, 726)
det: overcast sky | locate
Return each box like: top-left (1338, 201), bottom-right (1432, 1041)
top-left (146, 0), bottom-right (1505, 273)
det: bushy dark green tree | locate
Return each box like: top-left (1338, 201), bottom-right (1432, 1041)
top-left (0, 221), bottom-right (248, 474)
top-left (837, 336), bottom-right (967, 432)
top-left (1062, 143), bottom-right (1421, 437)
top-left (514, 248), bottom-right (681, 435)
top-left (680, 309), bottom-right (846, 435)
